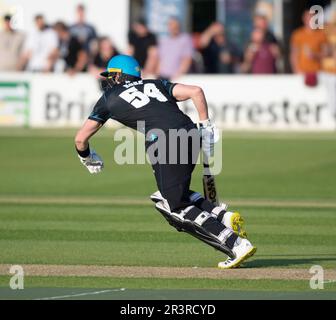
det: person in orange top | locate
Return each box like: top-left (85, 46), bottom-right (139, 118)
top-left (290, 10), bottom-right (328, 73)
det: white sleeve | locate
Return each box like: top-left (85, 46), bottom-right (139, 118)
top-left (22, 33), bottom-right (34, 53)
top-left (45, 29), bottom-right (59, 52)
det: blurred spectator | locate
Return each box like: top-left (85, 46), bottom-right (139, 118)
top-left (0, 14), bottom-right (25, 71)
top-left (89, 36), bottom-right (119, 76)
top-left (128, 19), bottom-right (158, 77)
top-left (322, 3), bottom-right (336, 74)
top-left (199, 22), bottom-right (241, 74)
top-left (158, 17), bottom-right (193, 80)
top-left (19, 15), bottom-right (58, 72)
top-left (70, 4), bottom-right (97, 53)
top-left (54, 21), bottom-right (88, 74)
top-left (241, 28), bottom-right (280, 74)
top-left (253, 13), bottom-right (279, 45)
top-left (290, 10), bottom-right (328, 74)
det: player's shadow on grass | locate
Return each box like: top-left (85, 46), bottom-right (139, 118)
top-left (243, 256), bottom-right (336, 268)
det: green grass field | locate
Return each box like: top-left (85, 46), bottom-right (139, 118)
top-left (0, 128), bottom-right (335, 300)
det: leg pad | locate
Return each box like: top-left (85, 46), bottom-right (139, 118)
top-left (155, 202), bottom-right (235, 258)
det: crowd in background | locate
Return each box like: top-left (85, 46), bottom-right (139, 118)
top-left (0, 3), bottom-right (336, 80)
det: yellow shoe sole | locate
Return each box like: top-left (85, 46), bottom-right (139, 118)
top-left (231, 212), bottom-right (247, 238)
top-left (218, 246), bottom-right (257, 269)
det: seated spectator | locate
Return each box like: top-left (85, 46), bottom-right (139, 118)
top-left (89, 36), bottom-right (119, 77)
top-left (70, 4), bottom-right (97, 54)
top-left (53, 21), bottom-right (88, 74)
top-left (241, 28), bottom-right (280, 74)
top-left (199, 22), bottom-right (241, 74)
top-left (290, 10), bottom-right (328, 74)
top-left (19, 15), bottom-right (58, 72)
top-left (0, 14), bottom-right (25, 71)
top-left (158, 17), bottom-right (193, 80)
top-left (253, 13), bottom-right (279, 45)
top-left (128, 19), bottom-right (158, 77)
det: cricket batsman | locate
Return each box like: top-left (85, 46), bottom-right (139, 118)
top-left (75, 55), bottom-right (256, 268)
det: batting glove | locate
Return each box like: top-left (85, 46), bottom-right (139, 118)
top-left (78, 150), bottom-right (104, 174)
top-left (199, 119), bottom-right (220, 158)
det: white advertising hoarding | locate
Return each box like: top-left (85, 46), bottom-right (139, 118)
top-left (0, 73), bottom-right (335, 130)
top-left (179, 75), bottom-right (335, 131)
top-left (30, 74), bottom-right (101, 127)
top-left (0, 80), bottom-right (29, 126)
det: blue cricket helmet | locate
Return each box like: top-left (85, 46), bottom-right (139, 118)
top-left (100, 55), bottom-right (141, 78)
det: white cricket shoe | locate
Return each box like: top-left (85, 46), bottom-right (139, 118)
top-left (218, 238), bottom-right (256, 269)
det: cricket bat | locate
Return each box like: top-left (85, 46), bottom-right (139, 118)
top-left (202, 153), bottom-right (219, 206)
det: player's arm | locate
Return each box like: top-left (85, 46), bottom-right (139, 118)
top-left (172, 83), bottom-right (219, 157)
top-left (75, 119), bottom-right (102, 151)
top-left (172, 84), bottom-right (209, 121)
top-left (75, 93), bottom-right (110, 174)
top-left (75, 119), bottom-right (104, 174)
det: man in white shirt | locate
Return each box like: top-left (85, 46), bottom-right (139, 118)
top-left (19, 15), bottom-right (58, 72)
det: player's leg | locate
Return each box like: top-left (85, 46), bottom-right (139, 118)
top-left (151, 162), bottom-right (194, 211)
top-left (189, 191), bottom-right (247, 238)
top-left (151, 190), bottom-right (247, 238)
top-left (148, 127), bottom-right (256, 267)
top-left (152, 160), bottom-right (256, 265)
top-left (149, 127), bottom-right (247, 238)
top-left (149, 134), bottom-right (238, 257)
top-left (184, 193), bottom-right (255, 267)
top-left (149, 127), bottom-right (199, 212)
top-left (155, 199), bottom-right (237, 258)
top-left (155, 199), bottom-right (256, 268)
